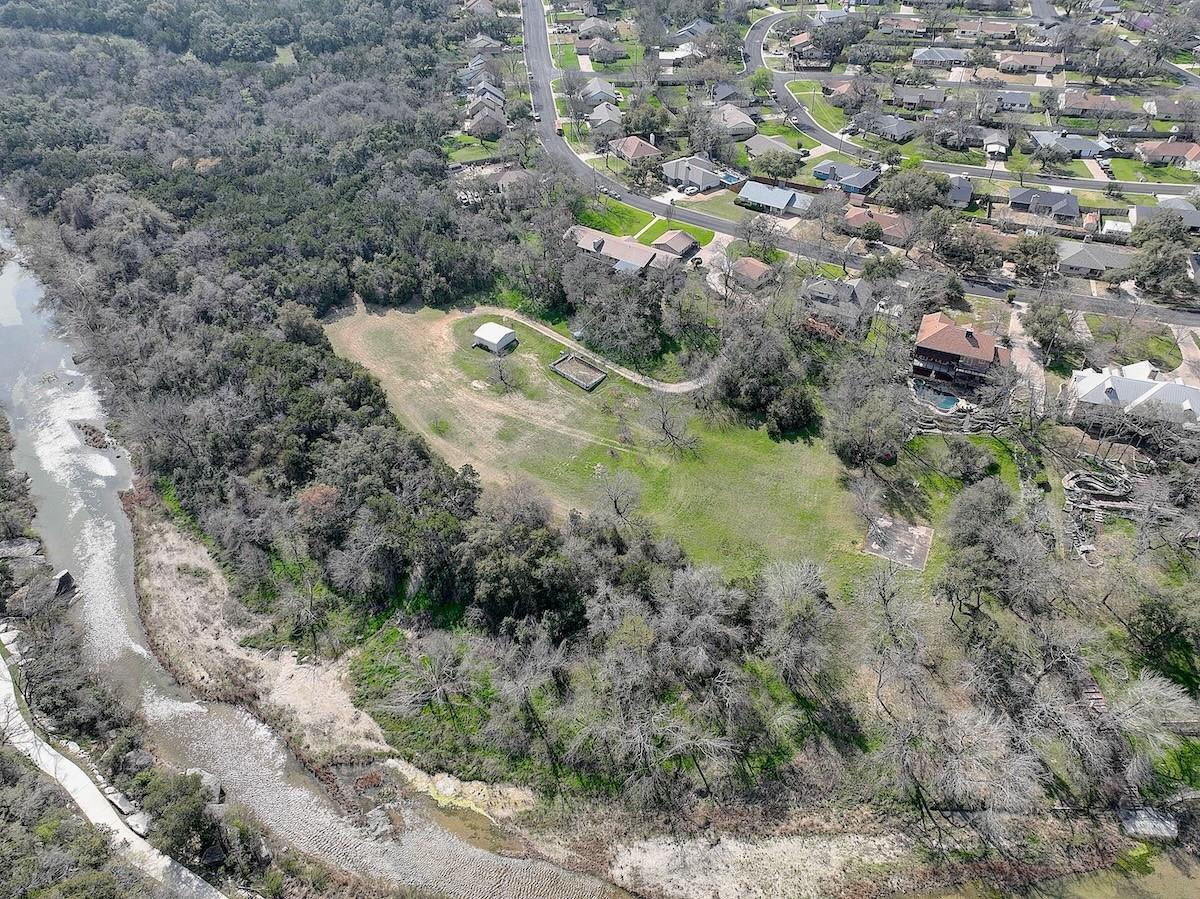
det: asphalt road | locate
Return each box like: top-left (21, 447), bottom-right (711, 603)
top-left (520, 0), bottom-right (1200, 327)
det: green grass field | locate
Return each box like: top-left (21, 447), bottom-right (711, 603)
top-left (1084, 313), bottom-right (1183, 371)
top-left (1107, 157), bottom-right (1198, 185)
top-left (756, 119), bottom-right (820, 151)
top-left (446, 135), bottom-right (498, 162)
top-left (576, 196), bottom-right (654, 235)
top-left (551, 41), bottom-right (579, 70)
top-left (636, 217), bottom-right (715, 247)
top-left (786, 80), bottom-right (848, 134)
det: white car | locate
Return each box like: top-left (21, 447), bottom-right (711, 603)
top-left (683, 186), bottom-right (699, 196)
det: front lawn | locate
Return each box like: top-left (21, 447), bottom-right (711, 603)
top-left (786, 80), bottom-right (848, 135)
top-left (677, 190), bottom-right (749, 222)
top-left (757, 119), bottom-right (820, 151)
top-left (636, 217), bottom-right (716, 247)
top-left (1084, 314), bottom-right (1182, 371)
top-left (551, 41), bottom-right (579, 70)
top-left (1107, 157), bottom-right (1199, 185)
top-left (576, 195), bottom-right (654, 235)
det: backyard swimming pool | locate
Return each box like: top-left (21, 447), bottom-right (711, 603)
top-left (914, 381), bottom-right (960, 412)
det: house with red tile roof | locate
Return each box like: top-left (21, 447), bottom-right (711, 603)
top-left (913, 312), bottom-right (1011, 385)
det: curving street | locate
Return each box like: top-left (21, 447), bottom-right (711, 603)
top-left (520, 0), bottom-right (1200, 325)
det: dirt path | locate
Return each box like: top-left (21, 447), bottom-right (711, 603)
top-left (1008, 303), bottom-right (1048, 412)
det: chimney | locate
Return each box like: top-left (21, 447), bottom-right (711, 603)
top-left (649, 132), bottom-right (656, 146)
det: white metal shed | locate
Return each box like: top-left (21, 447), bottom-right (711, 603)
top-left (472, 322), bottom-right (517, 354)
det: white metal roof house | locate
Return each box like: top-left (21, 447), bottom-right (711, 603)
top-left (473, 322), bottom-right (518, 354)
top-left (1068, 361), bottom-right (1200, 426)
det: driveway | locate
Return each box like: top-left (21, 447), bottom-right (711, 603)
top-left (1008, 303), bottom-right (1048, 412)
top-left (1169, 326), bottom-right (1200, 387)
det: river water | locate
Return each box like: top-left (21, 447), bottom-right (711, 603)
top-left (0, 232), bottom-right (615, 899)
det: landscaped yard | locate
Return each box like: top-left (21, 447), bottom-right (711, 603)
top-left (786, 80), bottom-right (848, 135)
top-left (677, 190), bottom-right (749, 222)
top-left (576, 195), bottom-right (654, 235)
top-left (636, 217), bottom-right (715, 247)
top-left (1009, 146), bottom-right (1092, 180)
top-left (595, 40), bottom-right (644, 72)
top-left (324, 304), bottom-right (868, 584)
top-left (1107, 157), bottom-right (1198, 185)
top-left (1084, 313), bottom-right (1183, 371)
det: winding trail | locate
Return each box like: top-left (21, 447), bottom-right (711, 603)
top-left (0, 638), bottom-right (224, 899)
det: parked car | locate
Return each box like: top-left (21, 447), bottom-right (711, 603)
top-left (683, 185), bottom-right (699, 196)
top-left (533, 112), bottom-right (541, 121)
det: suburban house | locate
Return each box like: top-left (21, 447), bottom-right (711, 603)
top-left (731, 256), bottom-right (774, 290)
top-left (465, 94), bottom-right (502, 118)
top-left (578, 37), bottom-right (626, 62)
top-left (892, 86), bottom-right (946, 110)
top-left (789, 32), bottom-right (832, 68)
top-left (577, 16), bottom-right (616, 39)
top-left (1089, 0), bottom-right (1121, 14)
top-left (988, 90), bottom-right (1033, 112)
top-left (711, 81), bottom-right (751, 107)
top-left (736, 181), bottom-right (810, 215)
top-left (879, 15), bottom-right (928, 36)
top-left (660, 42), bottom-right (705, 67)
top-left (1068, 361), bottom-right (1200, 426)
top-left (802, 277), bottom-right (873, 326)
top-left (1057, 90), bottom-right (1134, 118)
top-left (588, 102), bottom-right (624, 136)
top-left (473, 80), bottom-right (505, 105)
top-left (651, 229), bottom-right (699, 259)
top-left (913, 312), bottom-right (1011, 385)
top-left (1056, 241), bottom-right (1134, 279)
top-left (813, 159), bottom-right (879, 193)
top-left (465, 33), bottom-right (504, 55)
top-left (947, 175), bottom-right (974, 209)
top-left (812, 9), bottom-right (849, 27)
top-left (465, 107), bottom-right (506, 139)
top-left (997, 51), bottom-right (1064, 73)
top-left (672, 18), bottom-right (713, 43)
top-left (913, 47), bottom-right (968, 68)
top-left (714, 103), bottom-right (757, 139)
top-left (1142, 98), bottom-right (1190, 120)
top-left (457, 56), bottom-right (495, 87)
top-left (744, 133), bottom-right (797, 158)
top-left (1129, 200), bottom-right (1200, 232)
top-left (1136, 140), bottom-right (1200, 171)
top-left (580, 77), bottom-right (618, 107)
top-left (1030, 130), bottom-right (1112, 158)
top-left (464, 0), bottom-right (496, 16)
top-left (570, 225), bottom-right (674, 273)
top-left (869, 114), bottom-right (917, 142)
top-left (844, 206), bottom-right (915, 245)
top-left (955, 18), bottom-right (1016, 40)
top-left (1009, 187), bottom-right (1080, 222)
top-left (608, 134), bottom-right (660, 162)
top-left (661, 154), bottom-right (723, 191)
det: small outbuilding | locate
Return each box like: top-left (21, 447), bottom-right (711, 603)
top-left (473, 322), bottom-right (517, 354)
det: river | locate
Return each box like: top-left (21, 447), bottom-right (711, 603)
top-left (7, 229), bottom-right (1200, 899)
top-left (0, 230), bottom-right (616, 899)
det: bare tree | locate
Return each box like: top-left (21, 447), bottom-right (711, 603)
top-left (645, 392), bottom-right (699, 454)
